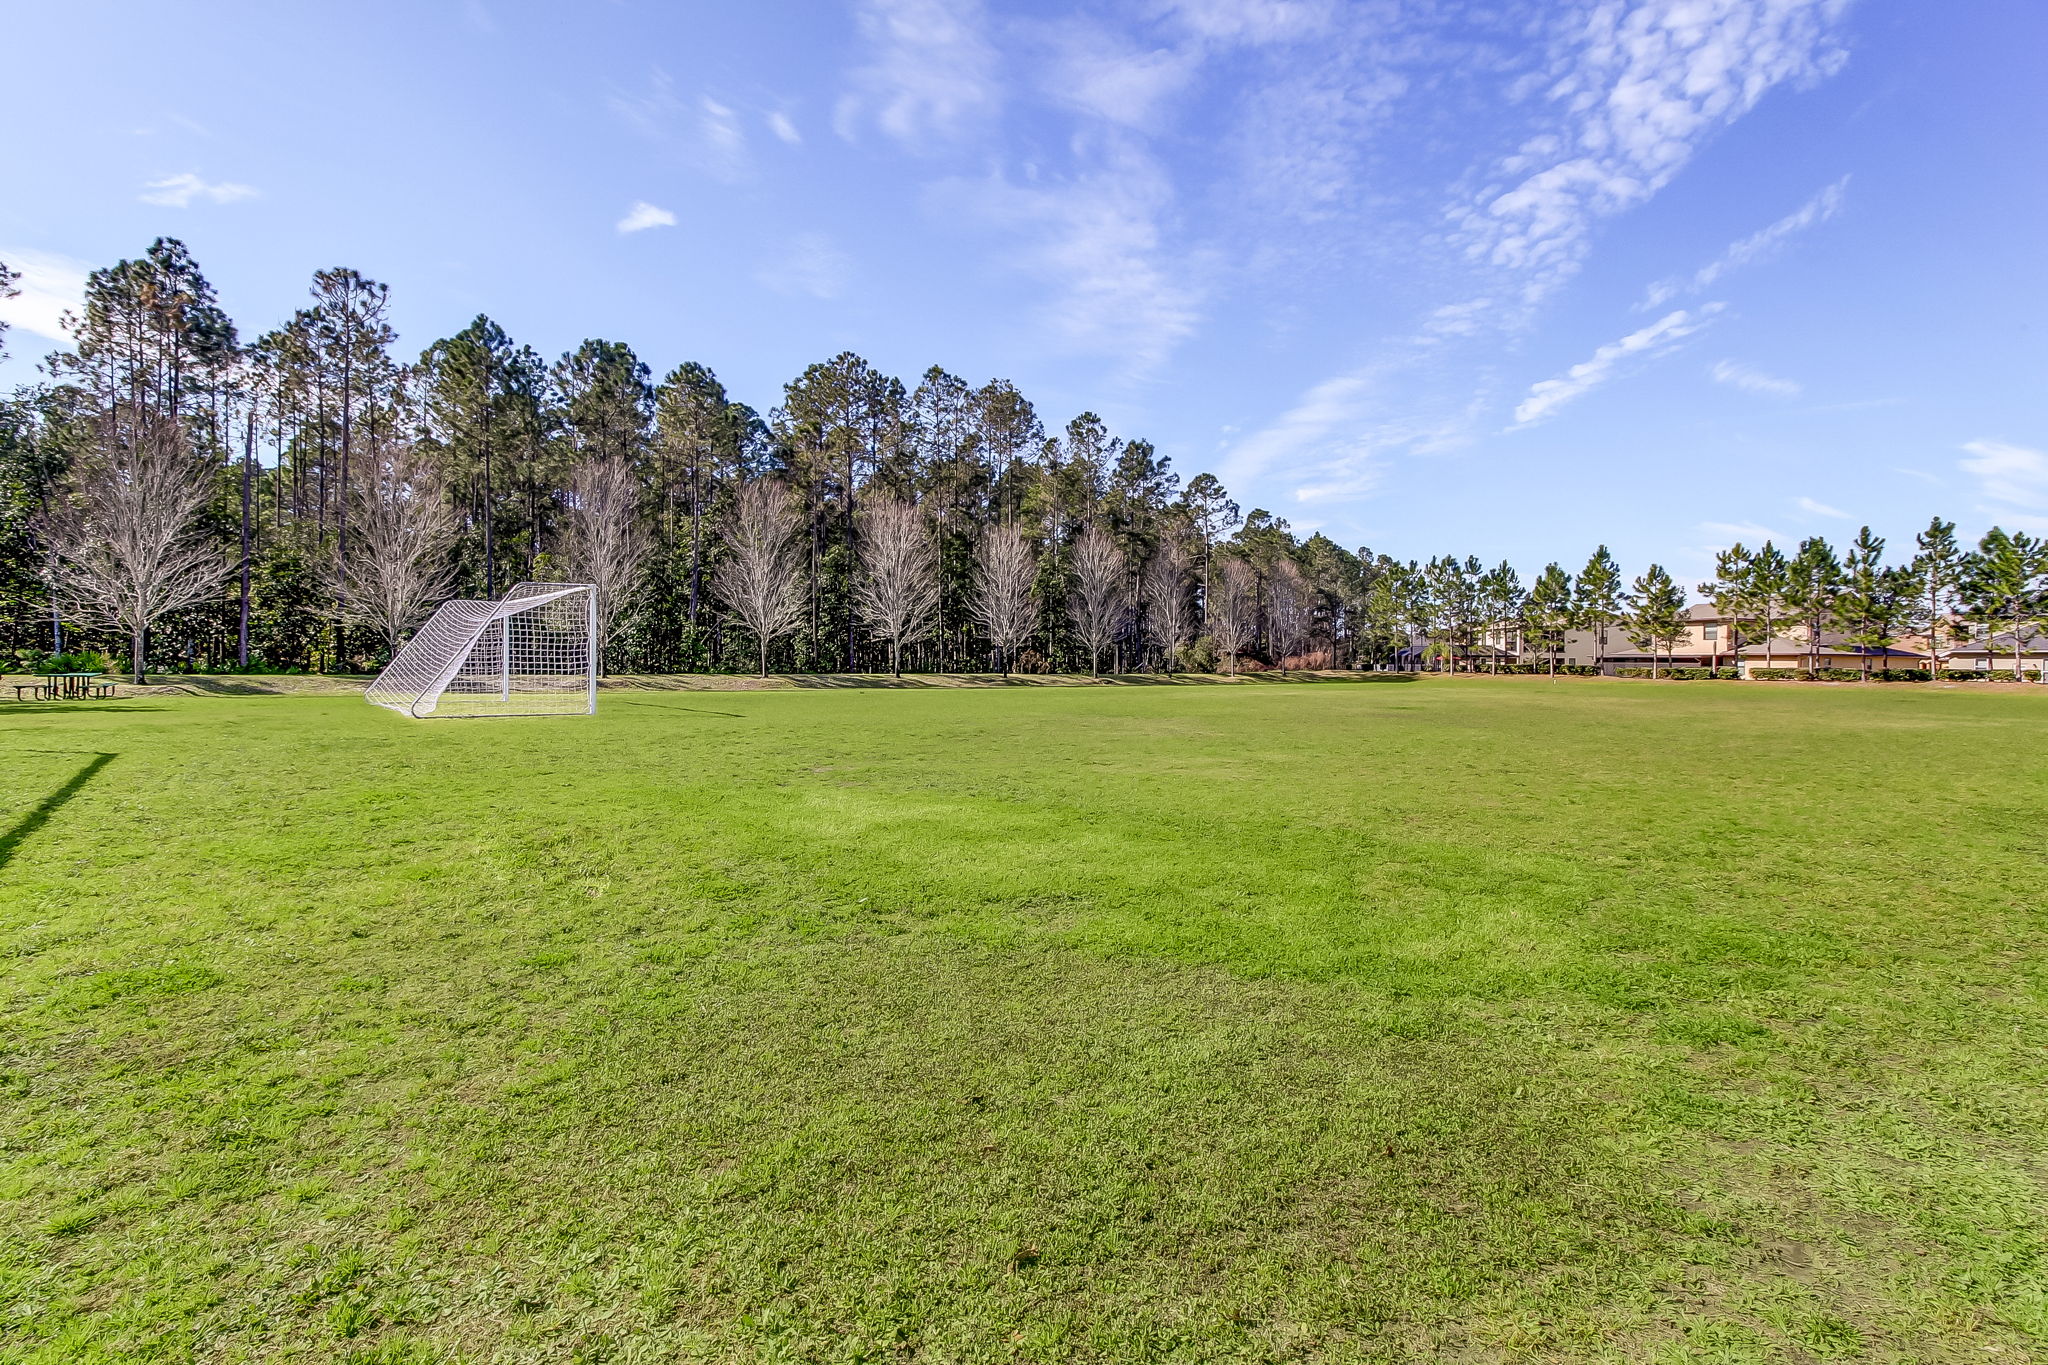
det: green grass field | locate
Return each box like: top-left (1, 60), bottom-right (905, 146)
top-left (2, 677), bottom-right (2044, 1363)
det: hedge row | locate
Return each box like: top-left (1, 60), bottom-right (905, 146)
top-left (1613, 666), bottom-right (1741, 680)
top-left (1749, 668), bottom-right (1996, 682)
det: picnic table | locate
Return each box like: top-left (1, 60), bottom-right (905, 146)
top-left (13, 672), bottom-right (116, 701)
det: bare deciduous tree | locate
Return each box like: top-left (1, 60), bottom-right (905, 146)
top-left (971, 522), bottom-right (1036, 674)
top-left (1267, 557), bottom-right (1312, 672)
top-left (335, 436), bottom-right (459, 654)
top-left (714, 479), bottom-right (807, 677)
top-left (1068, 523), bottom-right (1131, 677)
top-left (854, 498), bottom-right (939, 676)
top-left (563, 455), bottom-right (651, 670)
top-left (1142, 539), bottom-right (1192, 673)
top-left (1207, 556), bottom-right (1256, 676)
top-left (42, 419), bottom-right (231, 683)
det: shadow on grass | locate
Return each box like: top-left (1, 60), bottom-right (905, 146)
top-left (0, 702), bottom-right (165, 714)
top-left (780, 671), bottom-right (1421, 689)
top-left (0, 750), bottom-right (116, 871)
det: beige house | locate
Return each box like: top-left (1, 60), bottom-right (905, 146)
top-left (1736, 634), bottom-right (1928, 677)
top-left (1944, 632), bottom-right (2048, 678)
top-left (1503, 604), bottom-right (1747, 671)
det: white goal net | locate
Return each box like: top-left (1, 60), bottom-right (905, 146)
top-left (366, 582), bottom-right (598, 718)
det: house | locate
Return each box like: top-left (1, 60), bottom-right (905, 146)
top-left (1504, 604), bottom-right (1745, 672)
top-left (1736, 634), bottom-right (1928, 677)
top-left (1944, 631), bottom-right (2048, 678)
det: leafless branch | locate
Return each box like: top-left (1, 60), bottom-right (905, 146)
top-left (1068, 522), bottom-right (1130, 676)
top-left (971, 522), bottom-right (1036, 673)
top-left (563, 455), bottom-right (651, 660)
top-left (1142, 539), bottom-right (1192, 672)
top-left (1207, 556), bottom-right (1256, 676)
top-left (41, 417), bottom-right (231, 682)
top-left (334, 436), bottom-right (460, 653)
top-left (714, 479), bottom-right (807, 676)
top-left (854, 497), bottom-right (939, 675)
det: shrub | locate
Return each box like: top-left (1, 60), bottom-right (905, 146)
top-left (1937, 669), bottom-right (1983, 681)
top-left (1615, 667), bottom-right (1650, 678)
top-left (1176, 636), bottom-right (1219, 673)
top-left (1878, 669), bottom-right (1931, 682)
top-left (1815, 668), bottom-right (1863, 682)
top-left (1750, 668), bottom-right (1802, 680)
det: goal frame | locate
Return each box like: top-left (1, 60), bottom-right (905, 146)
top-left (365, 582), bottom-right (599, 719)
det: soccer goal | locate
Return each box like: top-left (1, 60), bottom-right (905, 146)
top-left (366, 582), bottom-right (598, 718)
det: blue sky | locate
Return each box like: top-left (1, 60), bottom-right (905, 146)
top-left (3, 0), bottom-right (2044, 583)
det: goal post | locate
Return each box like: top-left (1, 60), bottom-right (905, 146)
top-left (366, 582), bottom-right (598, 719)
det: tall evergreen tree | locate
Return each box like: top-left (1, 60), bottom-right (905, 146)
top-left (1573, 545), bottom-right (1623, 672)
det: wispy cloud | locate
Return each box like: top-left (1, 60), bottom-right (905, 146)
top-left (1511, 306), bottom-right (1722, 428)
top-left (1458, 2), bottom-right (1851, 300)
top-left (617, 202), bottom-right (677, 234)
top-left (1035, 20), bottom-right (1198, 129)
top-left (696, 96), bottom-right (748, 180)
top-left (609, 73), bottom-right (753, 180)
top-left (1155, 0), bottom-right (1334, 45)
top-left (757, 232), bottom-right (852, 300)
top-left (139, 172), bottom-right (259, 207)
top-left (1711, 358), bottom-right (1801, 397)
top-left (1960, 439), bottom-right (2048, 531)
top-left (766, 110), bottom-right (802, 144)
top-left (0, 246), bottom-right (89, 345)
top-left (932, 139), bottom-right (1201, 377)
top-left (836, 0), bottom-right (1000, 148)
top-left (1701, 519), bottom-right (1787, 545)
top-left (1645, 175), bottom-right (1848, 308)
top-left (1796, 495), bottom-right (1850, 519)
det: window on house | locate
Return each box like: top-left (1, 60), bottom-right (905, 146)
top-left (1704, 626), bottom-right (1718, 641)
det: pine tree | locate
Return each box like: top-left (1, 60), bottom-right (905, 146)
top-left (1522, 563), bottom-right (1573, 677)
top-left (1573, 546), bottom-right (1623, 672)
top-left (1625, 564), bottom-right (1686, 678)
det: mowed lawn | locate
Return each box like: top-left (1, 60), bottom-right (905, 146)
top-left (2, 678), bottom-right (2044, 1364)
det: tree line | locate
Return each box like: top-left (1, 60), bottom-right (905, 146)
top-left (2, 240), bottom-right (2042, 684)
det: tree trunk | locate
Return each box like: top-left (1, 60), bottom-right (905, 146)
top-left (131, 623), bottom-right (146, 685)
top-left (239, 410), bottom-right (254, 669)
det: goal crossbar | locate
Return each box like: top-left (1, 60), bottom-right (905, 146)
top-left (366, 582), bottom-right (598, 719)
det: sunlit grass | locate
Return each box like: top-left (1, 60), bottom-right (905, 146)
top-left (2, 677), bottom-right (2044, 1361)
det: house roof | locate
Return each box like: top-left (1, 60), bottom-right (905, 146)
top-left (1737, 636), bottom-right (1927, 659)
top-left (1951, 632), bottom-right (2048, 653)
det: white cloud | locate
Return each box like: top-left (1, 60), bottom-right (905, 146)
top-left (1960, 440), bottom-right (2048, 529)
top-left (1511, 305), bottom-right (1722, 427)
top-left (1645, 175), bottom-right (1848, 307)
top-left (697, 96), bottom-right (748, 180)
top-left (836, 0), bottom-right (999, 148)
top-left (1038, 22), bottom-right (1198, 129)
top-left (931, 140), bottom-right (1202, 378)
top-left (139, 172), bottom-right (259, 207)
top-left (766, 110), bottom-right (802, 144)
top-left (1796, 495), bottom-right (1850, 519)
top-left (0, 246), bottom-right (90, 345)
top-left (616, 201), bottom-right (677, 234)
top-left (1701, 519), bottom-right (1786, 545)
top-left (1711, 358), bottom-right (1800, 397)
top-left (757, 233), bottom-right (852, 300)
top-left (1458, 1), bottom-right (1852, 300)
top-left (609, 74), bottom-right (752, 180)
top-left (1154, 0), bottom-right (1333, 45)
